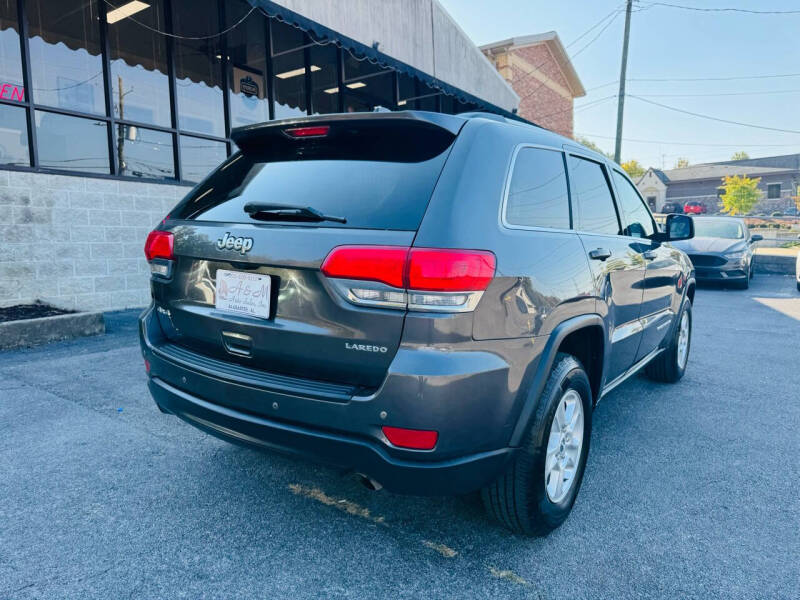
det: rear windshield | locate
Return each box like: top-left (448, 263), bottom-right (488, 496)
top-left (172, 128), bottom-right (454, 230)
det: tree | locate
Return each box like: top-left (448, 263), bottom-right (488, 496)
top-left (674, 157), bottom-right (690, 168)
top-left (719, 175), bottom-right (761, 216)
top-left (731, 151), bottom-right (750, 160)
top-left (621, 159), bottom-right (645, 179)
top-left (575, 136), bottom-right (613, 160)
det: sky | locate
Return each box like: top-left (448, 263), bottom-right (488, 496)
top-left (438, 0), bottom-right (800, 170)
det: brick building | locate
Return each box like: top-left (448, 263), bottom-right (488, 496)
top-left (481, 32), bottom-right (585, 137)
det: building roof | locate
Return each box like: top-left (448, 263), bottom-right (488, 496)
top-left (646, 164), bottom-right (791, 184)
top-left (479, 32), bottom-right (586, 98)
top-left (710, 153), bottom-right (800, 170)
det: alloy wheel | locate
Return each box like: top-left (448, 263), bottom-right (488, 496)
top-left (677, 310), bottom-right (690, 369)
top-left (544, 389), bottom-right (584, 503)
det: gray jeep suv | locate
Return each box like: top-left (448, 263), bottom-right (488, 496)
top-left (139, 111), bottom-right (696, 535)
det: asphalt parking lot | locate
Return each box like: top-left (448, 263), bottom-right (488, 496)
top-left (2, 275), bottom-right (799, 599)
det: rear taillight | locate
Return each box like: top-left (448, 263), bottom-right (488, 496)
top-left (321, 245), bottom-right (495, 312)
top-left (407, 248), bottom-right (495, 291)
top-left (144, 230), bottom-right (174, 278)
top-left (382, 426), bottom-right (438, 450)
top-left (320, 246), bottom-right (407, 288)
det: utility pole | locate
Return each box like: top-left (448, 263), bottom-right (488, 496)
top-left (117, 76), bottom-right (125, 175)
top-left (614, 0), bottom-right (633, 164)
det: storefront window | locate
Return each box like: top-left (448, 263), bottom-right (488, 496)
top-left (227, 0), bottom-right (269, 128)
top-left (271, 18), bottom-right (304, 55)
top-left (343, 50), bottom-right (394, 112)
top-left (1, 6), bottom-right (499, 183)
top-left (180, 134), bottom-right (226, 184)
top-left (115, 125), bottom-right (174, 180)
top-left (440, 95), bottom-right (455, 114)
top-left (343, 71), bottom-right (394, 113)
top-left (398, 74), bottom-right (438, 111)
top-left (107, 0), bottom-right (171, 127)
top-left (172, 0), bottom-right (224, 137)
top-left (0, 103), bottom-right (29, 166)
top-left (310, 44), bottom-right (338, 115)
top-left (26, 0), bottom-right (104, 114)
top-left (272, 48), bottom-right (307, 118)
top-left (271, 20), bottom-right (307, 119)
top-left (344, 52), bottom-right (384, 81)
top-left (35, 110), bottom-right (109, 173)
top-left (0, 0), bottom-right (24, 100)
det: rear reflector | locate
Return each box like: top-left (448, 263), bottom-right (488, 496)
top-left (284, 125), bottom-right (330, 138)
top-left (144, 230), bottom-right (174, 261)
top-left (382, 426), bottom-right (438, 450)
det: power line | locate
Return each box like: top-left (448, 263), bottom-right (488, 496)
top-left (565, 3), bottom-right (627, 48)
top-left (629, 95), bottom-right (800, 134)
top-left (639, 2), bottom-right (800, 15)
top-left (569, 11), bottom-right (623, 60)
top-left (575, 132), bottom-right (800, 148)
top-left (630, 72), bottom-right (800, 82)
top-left (635, 89), bottom-right (800, 98)
top-left (584, 80), bottom-right (619, 92)
top-left (537, 95), bottom-right (617, 120)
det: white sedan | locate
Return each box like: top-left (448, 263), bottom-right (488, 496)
top-left (796, 248), bottom-right (800, 292)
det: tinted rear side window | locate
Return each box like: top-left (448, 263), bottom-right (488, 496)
top-left (172, 124), bottom-right (455, 230)
top-left (568, 155), bottom-right (621, 236)
top-left (505, 147), bottom-right (570, 229)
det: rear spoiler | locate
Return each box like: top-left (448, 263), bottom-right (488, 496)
top-left (230, 111), bottom-right (466, 162)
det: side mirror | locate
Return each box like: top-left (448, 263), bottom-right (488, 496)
top-left (665, 213), bottom-right (693, 241)
top-left (750, 234), bottom-right (763, 243)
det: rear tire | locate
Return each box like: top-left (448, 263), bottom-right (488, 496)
top-left (481, 353), bottom-right (592, 536)
top-left (645, 299), bottom-right (692, 383)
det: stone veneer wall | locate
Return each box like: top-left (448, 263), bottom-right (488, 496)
top-left (0, 170), bottom-right (190, 311)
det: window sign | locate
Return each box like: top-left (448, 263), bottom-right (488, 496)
top-left (0, 82), bottom-right (24, 101)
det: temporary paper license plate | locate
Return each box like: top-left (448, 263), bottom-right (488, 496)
top-left (215, 269), bottom-right (271, 319)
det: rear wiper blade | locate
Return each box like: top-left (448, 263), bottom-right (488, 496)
top-left (243, 202), bottom-right (346, 224)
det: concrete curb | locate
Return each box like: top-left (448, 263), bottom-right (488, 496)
top-left (0, 311), bottom-right (105, 350)
top-left (753, 254), bottom-right (796, 275)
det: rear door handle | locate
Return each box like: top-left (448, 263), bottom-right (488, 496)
top-left (642, 250), bottom-right (658, 260)
top-left (589, 248), bottom-right (612, 261)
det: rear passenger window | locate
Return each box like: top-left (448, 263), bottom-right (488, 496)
top-left (505, 147), bottom-right (570, 229)
top-left (568, 155), bottom-right (621, 236)
top-left (612, 170), bottom-right (655, 238)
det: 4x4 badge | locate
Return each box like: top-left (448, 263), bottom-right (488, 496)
top-left (216, 232), bottom-right (253, 255)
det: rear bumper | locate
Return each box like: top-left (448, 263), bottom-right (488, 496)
top-left (138, 305), bottom-right (519, 495)
top-left (148, 376), bottom-right (513, 494)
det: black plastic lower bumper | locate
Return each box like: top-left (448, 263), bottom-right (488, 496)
top-left (148, 376), bottom-right (514, 495)
top-left (694, 266), bottom-right (747, 281)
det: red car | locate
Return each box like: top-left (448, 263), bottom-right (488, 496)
top-left (684, 201), bottom-right (708, 214)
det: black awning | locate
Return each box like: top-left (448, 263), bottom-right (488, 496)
top-left (245, 0), bottom-right (517, 119)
